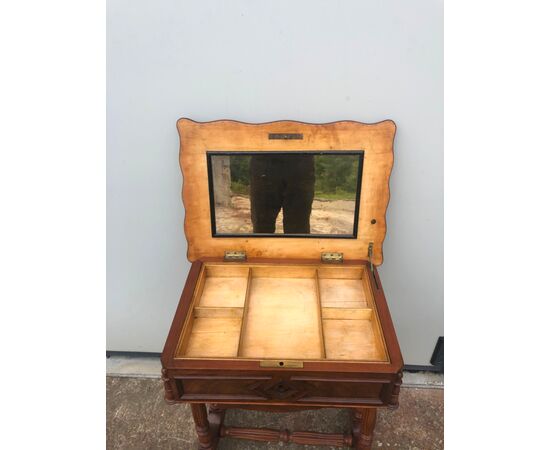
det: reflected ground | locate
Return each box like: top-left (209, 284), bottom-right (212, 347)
top-left (215, 194), bottom-right (355, 235)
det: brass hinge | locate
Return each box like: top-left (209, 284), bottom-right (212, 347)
top-left (321, 252), bottom-right (343, 264)
top-left (224, 250), bottom-right (247, 262)
top-left (368, 242), bottom-right (374, 274)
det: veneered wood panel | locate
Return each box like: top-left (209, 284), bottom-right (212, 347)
top-left (183, 317), bottom-right (242, 358)
top-left (199, 276), bottom-right (248, 307)
top-left (318, 278), bottom-right (368, 308)
top-left (323, 319), bottom-right (385, 361)
top-left (175, 374), bottom-right (386, 406)
top-left (178, 119), bottom-right (395, 265)
top-left (240, 277), bottom-right (323, 360)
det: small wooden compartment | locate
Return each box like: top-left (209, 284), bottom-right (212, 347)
top-left (176, 264), bottom-right (387, 362)
top-left (181, 265), bottom-right (247, 358)
top-left (161, 119), bottom-right (403, 450)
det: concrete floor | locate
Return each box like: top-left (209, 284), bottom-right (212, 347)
top-left (107, 376), bottom-right (443, 450)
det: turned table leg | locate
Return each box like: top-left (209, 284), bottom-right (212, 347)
top-left (191, 403), bottom-right (216, 450)
top-left (353, 408), bottom-right (377, 450)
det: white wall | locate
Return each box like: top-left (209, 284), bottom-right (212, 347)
top-left (107, 0), bottom-right (443, 365)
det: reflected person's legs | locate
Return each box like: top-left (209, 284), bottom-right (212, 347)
top-left (249, 156), bottom-right (284, 233)
top-left (282, 180), bottom-right (314, 233)
top-left (282, 155), bottom-right (315, 234)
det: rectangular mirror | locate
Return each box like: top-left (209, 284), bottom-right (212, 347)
top-left (207, 151), bottom-right (364, 238)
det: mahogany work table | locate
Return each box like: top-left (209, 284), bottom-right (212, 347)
top-left (161, 119), bottom-right (403, 449)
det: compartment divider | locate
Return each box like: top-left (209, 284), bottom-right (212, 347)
top-left (236, 267), bottom-right (253, 357)
top-left (194, 306), bottom-right (244, 319)
top-left (315, 269), bottom-right (327, 359)
top-left (322, 307), bottom-right (373, 320)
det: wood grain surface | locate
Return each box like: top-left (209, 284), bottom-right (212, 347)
top-left (173, 262), bottom-right (388, 363)
top-left (177, 119), bottom-right (395, 265)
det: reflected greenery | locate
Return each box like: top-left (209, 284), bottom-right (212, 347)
top-left (229, 154), bottom-right (359, 200)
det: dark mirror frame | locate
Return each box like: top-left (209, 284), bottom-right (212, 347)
top-left (206, 150), bottom-right (364, 239)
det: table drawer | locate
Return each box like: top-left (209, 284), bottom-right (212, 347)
top-left (174, 374), bottom-right (390, 407)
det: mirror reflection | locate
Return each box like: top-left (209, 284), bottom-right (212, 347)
top-left (209, 152), bottom-right (363, 237)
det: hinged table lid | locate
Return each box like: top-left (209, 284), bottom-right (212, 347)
top-left (177, 119), bottom-right (395, 265)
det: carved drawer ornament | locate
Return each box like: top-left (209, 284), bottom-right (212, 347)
top-left (247, 377), bottom-right (313, 401)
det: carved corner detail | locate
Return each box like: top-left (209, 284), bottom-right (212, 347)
top-left (161, 368), bottom-right (176, 405)
top-left (388, 370), bottom-right (403, 410)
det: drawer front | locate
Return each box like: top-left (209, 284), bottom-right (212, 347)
top-left (174, 374), bottom-right (391, 407)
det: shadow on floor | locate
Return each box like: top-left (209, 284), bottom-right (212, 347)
top-left (107, 377), bottom-right (443, 450)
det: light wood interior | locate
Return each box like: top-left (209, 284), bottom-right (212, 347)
top-left (198, 266), bottom-right (249, 307)
top-left (241, 272), bottom-right (322, 360)
top-left (175, 263), bottom-right (388, 362)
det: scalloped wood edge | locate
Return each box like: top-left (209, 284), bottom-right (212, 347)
top-left (177, 119), bottom-right (395, 265)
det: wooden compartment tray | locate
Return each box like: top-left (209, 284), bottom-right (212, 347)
top-left (175, 263), bottom-right (388, 363)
